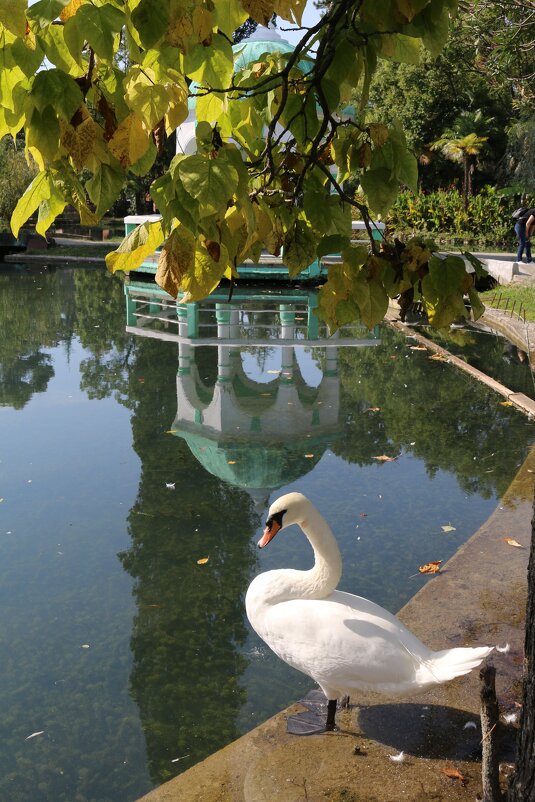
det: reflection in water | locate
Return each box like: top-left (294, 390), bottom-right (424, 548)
top-left (0, 268), bottom-right (533, 801)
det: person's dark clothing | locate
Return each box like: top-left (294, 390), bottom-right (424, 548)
top-left (515, 208), bottom-right (535, 263)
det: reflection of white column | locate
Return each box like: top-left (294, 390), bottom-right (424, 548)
top-left (177, 307), bottom-right (194, 377)
top-left (217, 345), bottom-right (234, 384)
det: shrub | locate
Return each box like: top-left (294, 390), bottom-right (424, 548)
top-left (386, 185), bottom-right (528, 246)
top-left (0, 138), bottom-right (38, 227)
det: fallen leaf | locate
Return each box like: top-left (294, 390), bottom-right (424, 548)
top-left (500, 401), bottom-right (513, 407)
top-left (441, 766), bottom-right (467, 786)
top-left (197, 557), bottom-right (209, 565)
top-left (441, 525), bottom-right (456, 533)
top-left (365, 407), bottom-right (381, 412)
top-left (388, 751), bottom-right (405, 763)
top-left (504, 537), bottom-right (524, 548)
top-left (165, 482), bottom-right (175, 489)
top-left (418, 560), bottom-right (442, 574)
top-left (304, 454), bottom-right (315, 458)
top-left (267, 370), bottom-right (280, 374)
top-left (372, 455), bottom-right (398, 462)
top-left (409, 345), bottom-right (428, 351)
top-left (25, 731), bottom-right (44, 741)
top-left (359, 512), bottom-right (368, 517)
top-left (429, 353), bottom-right (447, 361)
top-left (227, 460), bottom-right (237, 464)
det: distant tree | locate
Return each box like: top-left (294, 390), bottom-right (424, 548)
top-left (0, 137), bottom-right (37, 226)
top-left (430, 110), bottom-right (493, 208)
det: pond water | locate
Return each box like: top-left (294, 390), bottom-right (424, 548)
top-left (1, 264), bottom-right (534, 802)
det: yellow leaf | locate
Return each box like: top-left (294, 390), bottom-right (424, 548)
top-left (504, 537), bottom-right (524, 548)
top-left (108, 114), bottom-right (150, 168)
top-left (106, 219), bottom-right (164, 274)
top-left (409, 345), bottom-right (427, 351)
top-left (59, 0), bottom-right (85, 22)
top-left (441, 525), bottom-right (456, 533)
top-left (429, 353), bottom-right (447, 361)
top-left (418, 560), bottom-right (442, 574)
top-left (227, 460), bottom-right (237, 464)
top-left (500, 401), bottom-right (513, 407)
top-left (241, 0), bottom-right (276, 25)
top-left (60, 110), bottom-right (97, 171)
top-left (155, 225), bottom-right (195, 298)
top-left (304, 454), bottom-right (314, 458)
top-left (273, 0), bottom-right (306, 25)
top-left (366, 407), bottom-right (381, 412)
top-left (197, 557), bottom-right (209, 565)
top-left (372, 455), bottom-right (397, 462)
top-left (441, 766), bottom-right (467, 786)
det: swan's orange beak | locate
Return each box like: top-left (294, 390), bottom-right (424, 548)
top-left (258, 520), bottom-right (281, 548)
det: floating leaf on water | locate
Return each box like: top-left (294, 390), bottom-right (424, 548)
top-left (227, 460), bottom-right (237, 464)
top-left (197, 557), bottom-right (209, 565)
top-left (25, 731), bottom-right (44, 740)
top-left (441, 525), bottom-right (456, 533)
top-left (463, 721), bottom-right (477, 730)
top-left (365, 407), bottom-right (381, 412)
top-left (304, 454), bottom-right (314, 458)
top-left (81, 644), bottom-right (90, 649)
top-left (500, 401), bottom-right (514, 407)
top-left (372, 455), bottom-right (397, 462)
top-left (409, 345), bottom-right (427, 351)
top-left (267, 370), bottom-right (280, 374)
top-left (441, 766), bottom-right (467, 786)
top-left (504, 537), bottom-right (524, 548)
top-left (418, 560), bottom-right (442, 574)
top-left (165, 482), bottom-right (175, 489)
top-left (429, 353), bottom-right (447, 361)
top-left (359, 512), bottom-right (368, 517)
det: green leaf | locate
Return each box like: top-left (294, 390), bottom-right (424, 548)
top-left (86, 163), bottom-right (125, 219)
top-left (379, 33), bottom-right (421, 64)
top-left (31, 70), bottom-right (83, 121)
top-left (106, 220), bottom-right (165, 274)
top-left (11, 37), bottom-right (45, 77)
top-left (352, 275), bottom-right (389, 329)
top-left (462, 250), bottom-right (488, 279)
top-left (27, 0), bottom-right (69, 26)
top-left (76, 4), bottom-right (115, 61)
top-left (178, 155), bottom-right (239, 218)
top-left (467, 286), bottom-right (484, 322)
top-left (36, 182), bottom-right (66, 236)
top-left (27, 105), bottom-right (60, 163)
top-left (317, 234), bottom-right (351, 258)
top-left (428, 254), bottom-right (466, 295)
top-left (185, 35), bottom-right (233, 88)
top-left (131, 0), bottom-right (170, 49)
top-left (213, 0), bottom-right (248, 38)
top-left (283, 219), bottom-right (318, 278)
top-left (178, 241), bottom-right (230, 303)
top-left (0, 0), bottom-right (28, 36)
top-left (360, 167), bottom-right (398, 215)
top-left (11, 171), bottom-right (51, 238)
top-left (125, 66), bottom-right (169, 128)
top-left (37, 20), bottom-right (84, 75)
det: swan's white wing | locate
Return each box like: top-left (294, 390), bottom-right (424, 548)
top-left (253, 591), bottom-right (432, 696)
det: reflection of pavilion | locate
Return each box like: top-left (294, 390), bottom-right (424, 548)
top-left (125, 285), bottom-right (380, 511)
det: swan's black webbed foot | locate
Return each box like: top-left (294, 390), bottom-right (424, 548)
top-left (286, 691), bottom-right (339, 735)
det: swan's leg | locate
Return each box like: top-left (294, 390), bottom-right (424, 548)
top-left (325, 699), bottom-right (337, 731)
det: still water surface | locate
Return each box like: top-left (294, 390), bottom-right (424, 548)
top-left (0, 265), bottom-right (533, 801)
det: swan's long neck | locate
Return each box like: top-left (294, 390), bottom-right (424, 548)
top-left (262, 506), bottom-right (342, 604)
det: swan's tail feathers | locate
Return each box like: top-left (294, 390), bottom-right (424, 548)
top-left (420, 645), bottom-right (494, 685)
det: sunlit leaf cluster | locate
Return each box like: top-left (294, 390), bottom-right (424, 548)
top-left (0, 0), bottom-right (486, 330)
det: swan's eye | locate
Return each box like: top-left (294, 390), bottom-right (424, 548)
top-left (266, 509), bottom-right (286, 529)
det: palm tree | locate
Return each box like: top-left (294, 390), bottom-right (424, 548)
top-left (430, 110), bottom-right (493, 208)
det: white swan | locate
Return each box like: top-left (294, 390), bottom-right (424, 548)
top-left (245, 492), bottom-right (493, 732)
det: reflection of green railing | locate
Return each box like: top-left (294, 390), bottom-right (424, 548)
top-left (124, 281), bottom-right (380, 345)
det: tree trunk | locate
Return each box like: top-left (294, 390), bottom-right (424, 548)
top-left (480, 664), bottom-right (503, 802)
top-left (508, 494), bottom-right (535, 800)
top-left (463, 155), bottom-right (469, 210)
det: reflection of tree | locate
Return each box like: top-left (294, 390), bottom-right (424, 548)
top-left (0, 270), bottom-right (75, 408)
top-left (118, 340), bottom-right (259, 785)
top-left (335, 326), bottom-right (530, 499)
top-left (74, 271), bottom-right (133, 402)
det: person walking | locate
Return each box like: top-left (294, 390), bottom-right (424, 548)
top-left (515, 208), bottom-right (535, 263)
